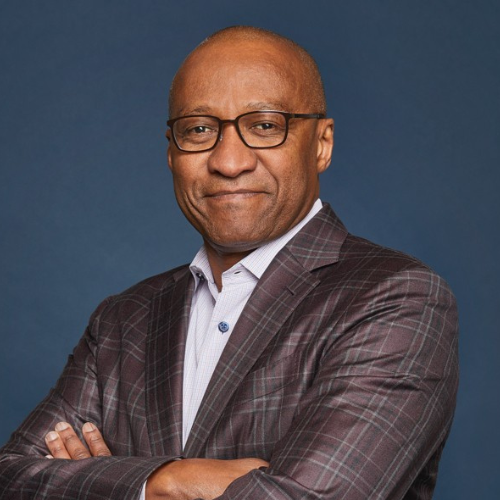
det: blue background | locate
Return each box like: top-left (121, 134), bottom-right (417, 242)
top-left (1, 1), bottom-right (498, 498)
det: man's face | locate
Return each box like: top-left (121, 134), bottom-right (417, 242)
top-left (167, 39), bottom-right (333, 256)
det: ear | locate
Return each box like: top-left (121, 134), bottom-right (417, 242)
top-left (316, 118), bottom-right (334, 174)
top-left (166, 129), bottom-right (173, 171)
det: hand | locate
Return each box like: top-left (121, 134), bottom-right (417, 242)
top-left (44, 422), bottom-right (268, 500)
top-left (45, 421), bottom-right (112, 459)
top-left (146, 457), bottom-right (269, 500)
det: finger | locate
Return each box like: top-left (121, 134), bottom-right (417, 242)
top-left (45, 431), bottom-right (72, 459)
top-left (53, 421), bottom-right (91, 460)
top-left (82, 422), bottom-right (112, 457)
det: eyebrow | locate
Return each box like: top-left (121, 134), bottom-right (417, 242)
top-left (176, 101), bottom-right (290, 117)
top-left (179, 106), bottom-right (212, 115)
top-left (244, 101), bottom-right (289, 112)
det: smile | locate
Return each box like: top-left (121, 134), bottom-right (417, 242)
top-left (206, 190), bottom-right (264, 200)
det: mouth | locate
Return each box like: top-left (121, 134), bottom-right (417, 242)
top-left (206, 189), bottom-right (264, 200)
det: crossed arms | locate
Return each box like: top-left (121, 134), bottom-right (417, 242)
top-left (44, 422), bottom-right (266, 499)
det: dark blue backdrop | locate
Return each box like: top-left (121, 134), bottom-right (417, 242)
top-left (1, 1), bottom-right (498, 498)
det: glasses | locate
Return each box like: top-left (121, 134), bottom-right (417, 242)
top-left (167, 110), bottom-right (325, 152)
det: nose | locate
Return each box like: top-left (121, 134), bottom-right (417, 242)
top-left (206, 123), bottom-right (257, 177)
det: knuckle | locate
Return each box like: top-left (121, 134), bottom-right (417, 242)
top-left (73, 449), bottom-right (90, 460)
top-left (84, 431), bottom-right (112, 457)
top-left (96, 450), bottom-right (112, 457)
top-left (62, 434), bottom-right (78, 444)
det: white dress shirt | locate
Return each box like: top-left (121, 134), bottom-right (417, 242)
top-left (139, 199), bottom-right (322, 499)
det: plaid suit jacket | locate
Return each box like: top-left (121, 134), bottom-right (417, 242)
top-left (0, 204), bottom-right (459, 499)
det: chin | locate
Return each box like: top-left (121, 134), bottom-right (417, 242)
top-left (208, 235), bottom-right (263, 254)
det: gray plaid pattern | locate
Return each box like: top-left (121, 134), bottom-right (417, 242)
top-left (0, 204), bottom-right (458, 499)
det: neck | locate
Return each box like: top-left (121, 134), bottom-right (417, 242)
top-left (204, 241), bottom-right (254, 291)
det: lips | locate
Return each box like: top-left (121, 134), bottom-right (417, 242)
top-left (205, 189), bottom-right (264, 198)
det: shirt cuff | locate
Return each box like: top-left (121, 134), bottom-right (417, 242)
top-left (139, 481), bottom-right (147, 500)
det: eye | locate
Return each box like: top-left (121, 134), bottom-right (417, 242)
top-left (253, 121), bottom-right (277, 131)
top-left (248, 118), bottom-right (285, 137)
top-left (182, 123), bottom-right (217, 136)
top-left (187, 125), bottom-right (215, 135)
top-left (175, 117), bottom-right (219, 144)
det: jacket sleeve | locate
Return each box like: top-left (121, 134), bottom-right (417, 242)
top-left (213, 266), bottom-right (459, 500)
top-left (0, 298), bottom-right (173, 500)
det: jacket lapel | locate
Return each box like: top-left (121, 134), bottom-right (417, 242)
top-left (146, 266), bottom-right (193, 457)
top-left (183, 204), bottom-right (348, 456)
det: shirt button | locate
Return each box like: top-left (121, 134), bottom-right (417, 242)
top-left (196, 272), bottom-right (205, 281)
top-left (218, 321), bottom-right (230, 333)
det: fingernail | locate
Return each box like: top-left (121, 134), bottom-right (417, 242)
top-left (83, 422), bottom-right (96, 432)
top-left (55, 422), bottom-right (69, 432)
top-left (45, 454), bottom-right (54, 459)
top-left (46, 432), bottom-right (58, 442)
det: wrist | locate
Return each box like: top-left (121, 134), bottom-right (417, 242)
top-left (146, 460), bottom-right (181, 500)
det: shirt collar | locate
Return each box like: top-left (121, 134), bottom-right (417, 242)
top-left (189, 199), bottom-right (323, 287)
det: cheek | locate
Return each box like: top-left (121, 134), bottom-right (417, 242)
top-left (170, 169), bottom-right (199, 220)
top-left (272, 158), bottom-right (321, 219)
top-left (273, 151), bottom-right (313, 193)
top-left (170, 157), bottom-right (201, 200)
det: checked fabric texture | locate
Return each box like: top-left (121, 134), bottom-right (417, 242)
top-left (0, 205), bottom-right (459, 499)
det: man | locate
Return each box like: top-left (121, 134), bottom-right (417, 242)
top-left (0, 26), bottom-right (458, 499)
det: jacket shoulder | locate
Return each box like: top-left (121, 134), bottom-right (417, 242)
top-left (333, 232), bottom-right (457, 310)
top-left (340, 233), bottom-right (431, 272)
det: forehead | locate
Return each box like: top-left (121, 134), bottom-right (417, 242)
top-left (171, 39), bottom-right (307, 116)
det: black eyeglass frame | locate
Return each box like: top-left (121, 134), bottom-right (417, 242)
top-left (166, 110), bottom-right (326, 152)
